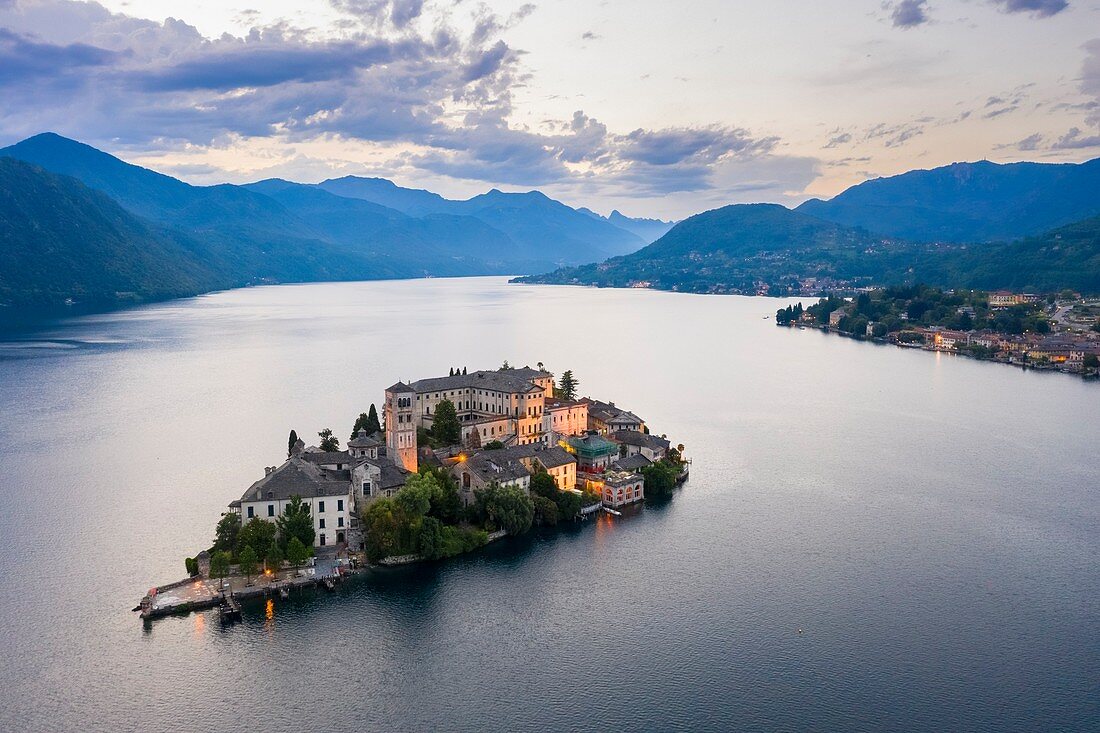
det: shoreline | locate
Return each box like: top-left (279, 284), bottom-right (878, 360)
top-left (786, 321), bottom-right (1100, 380)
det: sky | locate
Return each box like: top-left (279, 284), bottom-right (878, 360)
top-left (0, 0), bottom-right (1098, 218)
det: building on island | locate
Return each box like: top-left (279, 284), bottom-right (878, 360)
top-left (596, 471), bottom-right (645, 509)
top-left (611, 430), bottom-right (670, 462)
top-left (229, 365), bottom-right (663, 548)
top-left (580, 398), bottom-right (646, 436)
top-left (232, 456), bottom-right (354, 548)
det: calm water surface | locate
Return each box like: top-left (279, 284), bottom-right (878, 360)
top-left (0, 277), bottom-right (1097, 732)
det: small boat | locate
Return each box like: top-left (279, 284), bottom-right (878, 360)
top-left (279, 586), bottom-right (289, 599)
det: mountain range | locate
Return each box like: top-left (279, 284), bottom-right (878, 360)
top-left (3, 133), bottom-right (1099, 308)
top-left (0, 133), bottom-right (663, 307)
top-left (517, 157), bottom-right (1100, 295)
top-left (797, 159), bottom-right (1100, 243)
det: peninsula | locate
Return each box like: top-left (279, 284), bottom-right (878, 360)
top-left (137, 364), bottom-right (687, 622)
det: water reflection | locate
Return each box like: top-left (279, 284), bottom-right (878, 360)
top-left (0, 278), bottom-right (1096, 733)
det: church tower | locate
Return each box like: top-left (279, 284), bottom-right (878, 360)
top-left (385, 382), bottom-right (418, 473)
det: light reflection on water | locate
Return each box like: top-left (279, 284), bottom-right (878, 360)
top-left (0, 277), bottom-right (1097, 733)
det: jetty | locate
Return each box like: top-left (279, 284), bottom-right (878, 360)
top-left (137, 565), bottom-right (352, 622)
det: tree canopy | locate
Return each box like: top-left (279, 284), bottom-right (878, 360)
top-left (555, 370), bottom-right (579, 400)
top-left (351, 405), bottom-right (381, 439)
top-left (318, 428), bottom-right (340, 452)
top-left (276, 495), bottom-right (315, 549)
top-left (237, 517), bottom-right (277, 560)
top-left (431, 399), bottom-right (461, 446)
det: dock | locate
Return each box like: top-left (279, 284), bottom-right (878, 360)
top-left (137, 567), bottom-right (352, 622)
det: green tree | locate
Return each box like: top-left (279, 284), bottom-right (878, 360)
top-left (417, 516), bottom-right (445, 560)
top-left (318, 428), bottom-right (340, 452)
top-left (554, 489), bottom-right (582, 521)
top-left (211, 512), bottom-right (241, 555)
top-left (265, 543), bottom-right (284, 577)
top-left (484, 440), bottom-right (504, 450)
top-left (286, 536), bottom-right (311, 574)
top-left (533, 495), bottom-right (559, 526)
top-left (1084, 353), bottom-right (1100, 369)
top-left (238, 545), bottom-right (258, 585)
top-left (431, 399), bottom-right (461, 445)
top-left (276, 495), bottom-right (315, 549)
top-left (641, 460), bottom-right (681, 500)
top-left (365, 404), bottom-right (381, 434)
top-left (287, 429), bottom-right (299, 457)
top-left (475, 484), bottom-right (534, 535)
top-left (529, 470), bottom-right (557, 500)
top-left (351, 413), bottom-right (369, 441)
top-left (351, 406), bottom-right (382, 439)
top-left (419, 467), bottom-right (463, 524)
top-left (209, 550), bottom-right (231, 586)
top-left (555, 370), bottom-right (579, 400)
top-left (362, 497), bottom-right (402, 561)
top-left (237, 517), bottom-right (277, 560)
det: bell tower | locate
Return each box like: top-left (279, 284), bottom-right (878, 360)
top-left (385, 382), bottom-right (418, 473)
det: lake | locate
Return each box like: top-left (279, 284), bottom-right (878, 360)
top-left (0, 277), bottom-right (1096, 732)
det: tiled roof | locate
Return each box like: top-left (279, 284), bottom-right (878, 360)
top-left (611, 454), bottom-right (652, 471)
top-left (348, 430), bottom-right (382, 448)
top-left (408, 369), bottom-right (544, 396)
top-left (240, 457), bottom-right (350, 503)
top-left (611, 430), bottom-right (669, 450)
top-left (299, 450), bottom-right (352, 465)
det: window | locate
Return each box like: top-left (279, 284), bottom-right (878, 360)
top-left (363, 481), bottom-right (371, 496)
top-left (247, 506), bottom-right (254, 518)
top-left (338, 516), bottom-right (344, 528)
top-left (337, 499), bottom-right (344, 512)
top-left (320, 534), bottom-right (326, 546)
top-left (319, 518), bottom-right (326, 529)
top-left (318, 501), bottom-right (325, 513)
top-left (268, 504), bottom-right (275, 517)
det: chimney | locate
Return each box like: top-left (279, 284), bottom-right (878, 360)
top-left (265, 466), bottom-right (275, 476)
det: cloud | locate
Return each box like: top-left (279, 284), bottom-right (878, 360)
top-left (581, 31), bottom-right (599, 41)
top-left (989, 0), bottom-right (1069, 17)
top-left (862, 121), bottom-right (926, 148)
top-left (889, 0), bottom-right (930, 29)
top-left (1015, 132), bottom-right (1044, 150)
top-left (823, 131), bottom-right (852, 149)
top-left (1051, 127), bottom-right (1100, 149)
top-left (0, 0), bottom-right (806, 211)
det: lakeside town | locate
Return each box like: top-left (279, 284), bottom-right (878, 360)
top-left (137, 364), bottom-right (688, 622)
top-left (777, 286), bottom-right (1100, 377)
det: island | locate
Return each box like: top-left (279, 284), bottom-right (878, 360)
top-left (137, 363), bottom-right (688, 622)
top-left (777, 286), bottom-right (1100, 376)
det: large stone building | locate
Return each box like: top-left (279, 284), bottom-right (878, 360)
top-left (229, 366), bottom-right (658, 548)
top-left (230, 434), bottom-right (409, 549)
top-left (385, 366), bottom-right (590, 472)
